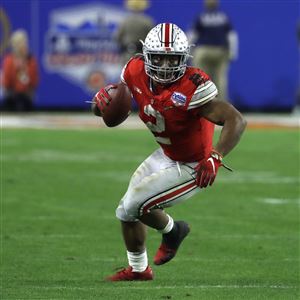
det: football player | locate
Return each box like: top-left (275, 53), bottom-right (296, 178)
top-left (92, 23), bottom-right (247, 281)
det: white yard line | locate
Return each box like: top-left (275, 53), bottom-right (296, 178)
top-left (22, 284), bottom-right (299, 290)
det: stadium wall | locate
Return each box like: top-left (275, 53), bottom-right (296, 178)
top-left (1, 0), bottom-right (299, 112)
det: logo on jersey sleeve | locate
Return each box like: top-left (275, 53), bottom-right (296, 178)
top-left (171, 92), bottom-right (187, 106)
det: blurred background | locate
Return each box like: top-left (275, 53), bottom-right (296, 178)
top-left (1, 0), bottom-right (299, 113)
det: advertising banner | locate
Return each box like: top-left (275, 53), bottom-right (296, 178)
top-left (1, 0), bottom-right (299, 111)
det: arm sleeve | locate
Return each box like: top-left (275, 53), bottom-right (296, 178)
top-left (187, 80), bottom-right (218, 110)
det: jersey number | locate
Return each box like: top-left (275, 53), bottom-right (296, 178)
top-left (144, 104), bottom-right (171, 145)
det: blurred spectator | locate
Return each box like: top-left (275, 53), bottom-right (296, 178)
top-left (1, 29), bottom-right (39, 111)
top-left (190, 0), bottom-right (238, 101)
top-left (86, 70), bottom-right (106, 93)
top-left (115, 0), bottom-right (154, 65)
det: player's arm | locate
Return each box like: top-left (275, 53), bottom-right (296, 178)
top-left (193, 99), bottom-right (246, 188)
top-left (197, 98), bottom-right (247, 157)
top-left (188, 73), bottom-right (246, 188)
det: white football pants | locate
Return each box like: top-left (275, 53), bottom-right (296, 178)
top-left (116, 148), bottom-right (200, 222)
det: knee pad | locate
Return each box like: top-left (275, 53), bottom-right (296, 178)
top-left (115, 196), bottom-right (139, 222)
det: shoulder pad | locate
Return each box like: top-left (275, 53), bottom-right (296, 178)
top-left (187, 80), bottom-right (218, 110)
top-left (120, 57), bottom-right (144, 84)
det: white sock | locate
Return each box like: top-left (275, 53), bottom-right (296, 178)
top-left (158, 214), bottom-right (174, 234)
top-left (127, 250), bottom-right (148, 272)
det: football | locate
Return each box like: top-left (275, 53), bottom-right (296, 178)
top-left (102, 83), bottom-right (132, 127)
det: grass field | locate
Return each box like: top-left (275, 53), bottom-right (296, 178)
top-left (1, 127), bottom-right (299, 299)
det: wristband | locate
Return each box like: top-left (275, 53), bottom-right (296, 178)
top-left (211, 149), bottom-right (223, 162)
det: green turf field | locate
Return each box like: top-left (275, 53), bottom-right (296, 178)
top-left (1, 127), bottom-right (299, 299)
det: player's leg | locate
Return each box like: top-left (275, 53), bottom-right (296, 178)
top-left (117, 148), bottom-right (169, 250)
top-left (121, 220), bottom-right (147, 252)
top-left (106, 149), bottom-right (166, 281)
top-left (216, 50), bottom-right (229, 100)
top-left (106, 149), bottom-right (199, 280)
top-left (121, 149), bottom-right (198, 265)
top-left (193, 46), bottom-right (211, 74)
top-left (140, 208), bottom-right (191, 266)
top-left (111, 209), bottom-right (169, 281)
top-left (118, 208), bottom-right (190, 270)
top-left (106, 219), bottom-right (152, 281)
top-left (139, 208), bottom-right (168, 229)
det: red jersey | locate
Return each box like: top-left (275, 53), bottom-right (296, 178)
top-left (121, 57), bottom-right (218, 162)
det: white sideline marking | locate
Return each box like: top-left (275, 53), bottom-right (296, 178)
top-left (1, 112), bottom-right (300, 129)
top-left (26, 285), bottom-right (298, 290)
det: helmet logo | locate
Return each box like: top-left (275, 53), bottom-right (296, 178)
top-left (161, 23), bottom-right (173, 48)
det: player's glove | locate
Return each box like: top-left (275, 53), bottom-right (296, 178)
top-left (94, 84), bottom-right (117, 114)
top-left (194, 150), bottom-right (232, 188)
